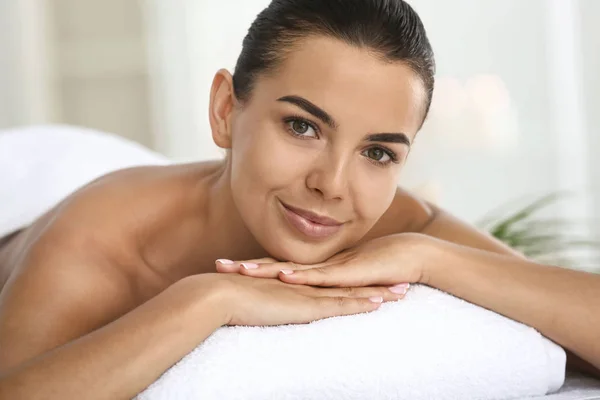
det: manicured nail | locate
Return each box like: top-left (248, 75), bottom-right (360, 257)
top-left (389, 283), bottom-right (410, 295)
top-left (369, 296), bottom-right (384, 303)
top-left (216, 259), bottom-right (234, 265)
top-left (241, 263), bottom-right (258, 269)
top-left (280, 269), bottom-right (294, 275)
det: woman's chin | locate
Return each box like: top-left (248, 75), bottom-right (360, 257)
top-left (264, 241), bottom-right (338, 265)
top-left (256, 220), bottom-right (353, 264)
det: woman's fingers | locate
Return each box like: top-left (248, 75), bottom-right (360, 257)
top-left (215, 257), bottom-right (278, 273)
top-left (312, 296), bottom-right (383, 320)
top-left (310, 285), bottom-right (409, 302)
top-left (217, 259), bottom-right (322, 278)
top-left (278, 263), bottom-right (365, 287)
top-left (308, 284), bottom-right (412, 321)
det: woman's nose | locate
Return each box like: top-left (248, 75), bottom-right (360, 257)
top-left (305, 154), bottom-right (350, 201)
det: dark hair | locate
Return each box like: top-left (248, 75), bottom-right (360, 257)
top-left (233, 0), bottom-right (436, 121)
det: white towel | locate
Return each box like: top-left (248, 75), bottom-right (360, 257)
top-left (0, 124), bottom-right (169, 237)
top-left (137, 284), bottom-right (566, 400)
top-left (529, 372), bottom-right (600, 400)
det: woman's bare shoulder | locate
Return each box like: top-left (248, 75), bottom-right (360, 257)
top-left (362, 186), bottom-right (436, 242)
top-left (0, 163), bottom-right (212, 295)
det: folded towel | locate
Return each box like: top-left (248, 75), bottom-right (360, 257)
top-left (0, 125), bottom-right (169, 237)
top-left (137, 284), bottom-right (566, 400)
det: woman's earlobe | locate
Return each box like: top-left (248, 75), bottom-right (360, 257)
top-left (209, 69), bottom-right (235, 149)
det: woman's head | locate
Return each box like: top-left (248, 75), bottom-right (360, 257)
top-left (209, 0), bottom-right (434, 263)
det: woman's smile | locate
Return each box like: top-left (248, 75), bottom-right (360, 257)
top-left (278, 199), bottom-right (345, 240)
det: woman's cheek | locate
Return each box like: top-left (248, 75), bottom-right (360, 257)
top-left (354, 168), bottom-right (398, 220)
top-left (253, 139), bottom-right (317, 186)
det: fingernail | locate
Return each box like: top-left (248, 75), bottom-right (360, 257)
top-left (241, 263), bottom-right (258, 269)
top-left (216, 259), bottom-right (234, 265)
top-left (280, 269), bottom-right (294, 275)
top-left (369, 296), bottom-right (384, 303)
top-left (389, 283), bottom-right (410, 295)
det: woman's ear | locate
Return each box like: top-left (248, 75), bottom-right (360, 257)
top-left (209, 69), bottom-right (236, 149)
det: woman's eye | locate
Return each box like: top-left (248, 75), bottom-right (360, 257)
top-left (366, 147), bottom-right (390, 162)
top-left (287, 119), bottom-right (318, 138)
top-left (361, 146), bottom-right (398, 167)
top-left (292, 120), bottom-right (309, 134)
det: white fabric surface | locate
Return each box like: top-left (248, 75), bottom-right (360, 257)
top-left (0, 124), bottom-right (169, 237)
top-left (137, 284), bottom-right (566, 400)
top-left (528, 373), bottom-right (600, 400)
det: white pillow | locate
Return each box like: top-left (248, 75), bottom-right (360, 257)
top-left (0, 124), bottom-right (170, 237)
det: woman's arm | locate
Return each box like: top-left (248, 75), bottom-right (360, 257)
top-left (0, 275), bottom-right (227, 400)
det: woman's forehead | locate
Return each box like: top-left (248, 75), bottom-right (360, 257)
top-left (253, 36), bottom-right (427, 137)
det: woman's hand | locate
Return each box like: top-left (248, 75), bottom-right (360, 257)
top-left (204, 273), bottom-right (402, 327)
top-left (215, 233), bottom-right (432, 291)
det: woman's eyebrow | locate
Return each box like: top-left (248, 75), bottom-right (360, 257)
top-left (277, 95), bottom-right (338, 129)
top-left (366, 133), bottom-right (411, 147)
top-left (277, 95), bottom-right (410, 147)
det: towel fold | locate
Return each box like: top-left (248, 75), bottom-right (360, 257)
top-left (137, 284), bottom-right (566, 400)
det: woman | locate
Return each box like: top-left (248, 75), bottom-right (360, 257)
top-left (0, 0), bottom-right (598, 398)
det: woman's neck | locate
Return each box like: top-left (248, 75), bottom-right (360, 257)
top-left (203, 160), bottom-right (267, 263)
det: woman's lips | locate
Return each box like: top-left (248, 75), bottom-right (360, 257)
top-left (279, 200), bottom-right (344, 239)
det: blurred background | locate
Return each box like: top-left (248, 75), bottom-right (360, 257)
top-left (0, 0), bottom-right (599, 269)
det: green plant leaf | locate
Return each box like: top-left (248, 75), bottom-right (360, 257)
top-left (478, 191), bottom-right (599, 271)
top-left (477, 191), bottom-right (571, 230)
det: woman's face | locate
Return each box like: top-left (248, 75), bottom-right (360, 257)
top-left (222, 36), bottom-right (427, 263)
